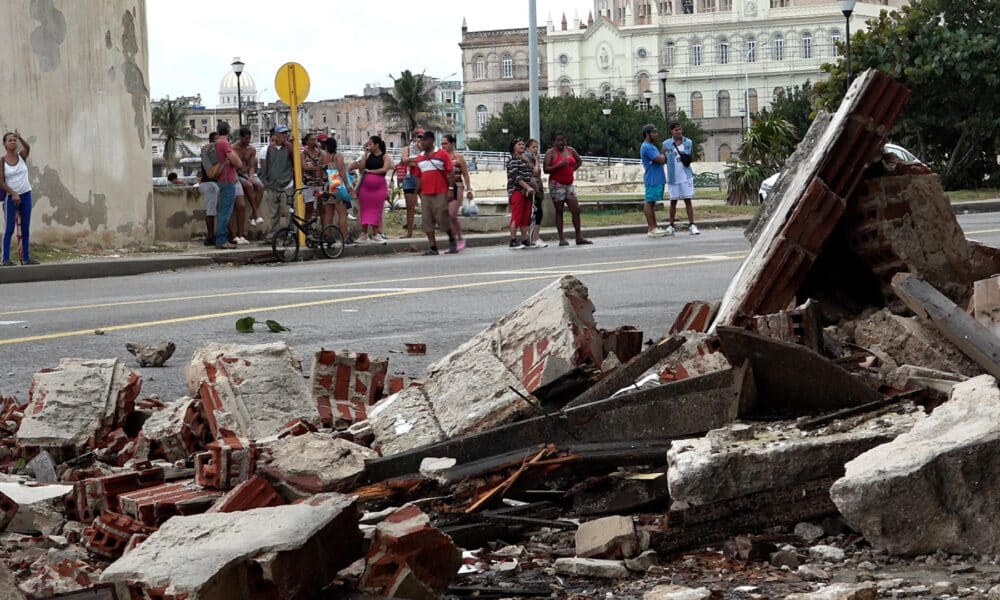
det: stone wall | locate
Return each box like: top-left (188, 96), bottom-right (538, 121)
top-left (0, 1), bottom-right (153, 247)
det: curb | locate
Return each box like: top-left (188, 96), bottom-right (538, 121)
top-left (0, 256), bottom-right (214, 285)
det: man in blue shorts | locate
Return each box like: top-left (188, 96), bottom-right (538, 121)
top-left (640, 124), bottom-right (670, 237)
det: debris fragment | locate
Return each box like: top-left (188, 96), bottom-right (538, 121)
top-left (125, 341), bottom-right (176, 367)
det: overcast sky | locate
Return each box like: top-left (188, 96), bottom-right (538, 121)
top-left (148, 0), bottom-right (594, 105)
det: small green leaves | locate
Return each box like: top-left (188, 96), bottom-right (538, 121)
top-left (265, 319), bottom-right (290, 333)
top-left (235, 317), bottom-right (256, 333)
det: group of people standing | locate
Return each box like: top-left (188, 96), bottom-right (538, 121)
top-left (640, 122), bottom-right (700, 237)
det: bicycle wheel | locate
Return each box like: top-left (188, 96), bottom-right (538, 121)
top-left (320, 225), bottom-right (345, 259)
top-left (271, 227), bottom-right (300, 262)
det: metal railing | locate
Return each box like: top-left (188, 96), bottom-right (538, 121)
top-left (333, 145), bottom-right (641, 170)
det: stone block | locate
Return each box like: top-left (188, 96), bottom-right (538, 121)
top-left (361, 505), bottom-right (462, 598)
top-left (64, 466), bottom-right (165, 523)
top-left (831, 374), bottom-right (1000, 555)
top-left (668, 409), bottom-right (921, 506)
top-left (785, 583), bottom-right (877, 600)
top-left (575, 515), bottom-right (639, 559)
top-left (17, 358), bottom-right (141, 455)
top-left (133, 397), bottom-right (212, 463)
top-left (368, 387), bottom-right (447, 457)
top-left (207, 475), bottom-right (286, 513)
top-left (258, 433), bottom-right (377, 493)
top-left (194, 437), bottom-right (258, 490)
top-left (553, 557), bottom-right (629, 579)
top-left (118, 480), bottom-right (222, 526)
top-left (0, 482), bottom-right (71, 536)
top-left (311, 349), bottom-right (389, 426)
top-left (185, 342), bottom-right (317, 439)
top-left (102, 494), bottom-right (361, 600)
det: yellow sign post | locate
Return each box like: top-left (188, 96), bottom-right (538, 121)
top-left (274, 63), bottom-right (311, 246)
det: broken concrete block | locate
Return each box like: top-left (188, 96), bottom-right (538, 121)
top-left (310, 349), bottom-right (388, 426)
top-left (83, 511), bottom-right (157, 560)
top-left (118, 480), bottom-right (222, 526)
top-left (643, 584), bottom-right (711, 600)
top-left (575, 515), bottom-right (639, 560)
top-left (669, 301), bottom-right (718, 335)
top-left (553, 557), bottom-right (629, 579)
top-left (785, 583), bottom-right (876, 600)
top-left (126, 341), bottom-right (176, 367)
top-left (133, 397), bottom-right (212, 463)
top-left (64, 466), bottom-right (165, 523)
top-left (751, 299), bottom-right (824, 353)
top-left (795, 521), bottom-right (826, 543)
top-left (624, 549), bottom-right (659, 572)
top-left (973, 276), bottom-right (1000, 338)
top-left (102, 494), bottom-right (361, 599)
top-left (831, 374), bottom-right (1000, 555)
top-left (667, 409), bottom-right (920, 506)
top-left (0, 562), bottom-right (26, 600)
top-left (361, 505), bottom-right (462, 598)
top-left (809, 544), bottom-right (846, 562)
top-left (184, 342), bottom-right (317, 439)
top-left (17, 358), bottom-right (141, 455)
top-left (258, 433), bottom-right (377, 493)
top-left (26, 451), bottom-right (57, 483)
top-left (368, 387), bottom-right (447, 457)
top-left (194, 437), bottom-right (259, 490)
top-left (851, 309), bottom-right (982, 377)
top-left (0, 482), bottom-right (71, 535)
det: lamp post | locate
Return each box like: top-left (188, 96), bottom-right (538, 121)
top-left (231, 57), bottom-right (245, 126)
top-left (839, 0), bottom-right (857, 86)
top-left (743, 47), bottom-right (753, 140)
top-left (601, 107), bottom-right (612, 179)
top-left (642, 90), bottom-right (653, 111)
top-left (657, 69), bottom-right (669, 122)
top-left (501, 127), bottom-right (509, 163)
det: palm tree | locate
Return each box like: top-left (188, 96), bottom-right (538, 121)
top-left (725, 113), bottom-right (799, 205)
top-left (152, 99), bottom-right (201, 172)
top-left (380, 70), bottom-right (444, 136)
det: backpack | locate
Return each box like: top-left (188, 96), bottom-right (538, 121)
top-left (201, 143), bottom-right (222, 180)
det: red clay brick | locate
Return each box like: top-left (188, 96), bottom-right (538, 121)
top-left (207, 476), bottom-right (286, 513)
top-left (118, 480), bottom-right (221, 526)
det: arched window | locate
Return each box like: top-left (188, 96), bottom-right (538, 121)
top-left (748, 89), bottom-right (758, 114)
top-left (691, 91), bottom-right (704, 118)
top-left (602, 84), bottom-right (613, 103)
top-left (801, 32), bottom-right (813, 59)
top-left (773, 86), bottom-right (786, 103)
top-left (717, 90), bottom-right (731, 117)
top-left (830, 30), bottom-right (842, 56)
top-left (773, 33), bottom-right (784, 60)
top-left (501, 53), bottom-right (514, 78)
top-left (659, 0), bottom-right (672, 14)
top-left (664, 41), bottom-right (676, 67)
top-left (718, 38), bottom-right (730, 64)
top-left (474, 55), bottom-right (486, 80)
top-left (719, 144), bottom-right (732, 162)
top-left (617, 89), bottom-right (628, 99)
top-left (691, 42), bottom-right (703, 66)
top-left (666, 93), bottom-right (678, 114)
top-left (746, 37), bottom-right (757, 63)
top-left (559, 77), bottom-right (573, 96)
top-left (476, 105), bottom-right (488, 130)
top-left (638, 72), bottom-right (651, 94)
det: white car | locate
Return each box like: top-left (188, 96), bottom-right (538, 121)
top-left (757, 143), bottom-right (922, 203)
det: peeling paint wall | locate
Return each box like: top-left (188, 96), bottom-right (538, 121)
top-left (0, 1), bottom-right (152, 247)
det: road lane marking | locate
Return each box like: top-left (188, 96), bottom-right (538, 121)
top-left (259, 288), bottom-right (437, 294)
top-left (0, 255), bottom-right (744, 346)
top-left (0, 321), bottom-right (26, 326)
top-left (0, 251), bottom-right (748, 317)
top-left (965, 229), bottom-right (1000, 235)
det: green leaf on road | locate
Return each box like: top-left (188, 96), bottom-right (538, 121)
top-left (235, 316), bottom-right (256, 333)
top-left (265, 319), bottom-right (289, 333)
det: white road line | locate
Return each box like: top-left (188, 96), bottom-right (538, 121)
top-left (0, 321), bottom-right (26, 326)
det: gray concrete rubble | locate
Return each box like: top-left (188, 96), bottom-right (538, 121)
top-left (848, 309), bottom-right (983, 377)
top-left (101, 493), bottom-right (361, 599)
top-left (0, 482), bottom-right (72, 536)
top-left (667, 407), bottom-right (921, 506)
top-left (16, 358), bottom-right (139, 454)
top-left (133, 397), bottom-right (208, 463)
top-left (785, 583), bottom-right (877, 600)
top-left (258, 433), bottom-right (377, 493)
top-left (125, 340), bottom-right (176, 367)
top-left (553, 557), bottom-right (629, 579)
top-left (184, 342), bottom-right (318, 438)
top-left (368, 275), bottom-right (605, 455)
top-left (831, 375), bottom-right (1000, 555)
top-left (575, 515), bottom-right (640, 559)
top-left (643, 584), bottom-right (712, 600)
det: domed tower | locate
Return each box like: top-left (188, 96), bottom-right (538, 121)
top-left (218, 57), bottom-right (258, 108)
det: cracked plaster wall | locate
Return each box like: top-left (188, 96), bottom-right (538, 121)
top-left (0, 1), bottom-right (153, 247)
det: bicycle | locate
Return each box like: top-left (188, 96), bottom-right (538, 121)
top-left (271, 188), bottom-right (345, 262)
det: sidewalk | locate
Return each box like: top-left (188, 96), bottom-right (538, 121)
top-left (3, 199), bottom-right (999, 285)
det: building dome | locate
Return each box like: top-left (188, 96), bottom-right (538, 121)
top-left (218, 58), bottom-right (258, 108)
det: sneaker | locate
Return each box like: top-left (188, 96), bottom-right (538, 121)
top-left (347, 214), bottom-right (357, 221)
top-left (423, 248), bottom-right (439, 256)
top-left (532, 239), bottom-right (548, 248)
top-left (457, 239), bottom-right (466, 252)
top-left (203, 237), bottom-right (215, 246)
top-left (1, 261), bottom-right (14, 266)
top-left (558, 239), bottom-right (570, 246)
top-left (345, 237), bottom-right (358, 246)
top-left (357, 235), bottom-right (370, 243)
top-left (235, 236), bottom-right (250, 245)
top-left (256, 217), bottom-right (265, 225)
top-left (575, 238), bottom-right (593, 245)
top-left (446, 240), bottom-right (458, 254)
top-left (665, 225), bottom-right (676, 236)
top-left (509, 239), bottom-right (522, 250)
top-left (25, 259), bottom-right (39, 265)
top-left (689, 223), bottom-right (700, 235)
top-left (522, 240), bottom-right (531, 248)
top-left (647, 228), bottom-right (668, 238)
top-left (378, 233), bottom-right (389, 244)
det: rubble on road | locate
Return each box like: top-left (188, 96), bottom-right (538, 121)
top-left (3, 69), bottom-right (1000, 598)
top-left (125, 340), bottom-right (176, 367)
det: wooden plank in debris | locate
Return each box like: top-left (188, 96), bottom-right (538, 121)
top-left (892, 272), bottom-right (1000, 379)
top-left (972, 276), bottom-right (1000, 338)
top-left (711, 70), bottom-right (911, 330)
top-left (564, 335), bottom-right (685, 409)
top-left (717, 326), bottom-right (882, 417)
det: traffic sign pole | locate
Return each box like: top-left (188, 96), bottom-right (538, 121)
top-left (274, 63), bottom-right (312, 249)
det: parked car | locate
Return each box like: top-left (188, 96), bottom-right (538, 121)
top-left (758, 143), bottom-right (923, 203)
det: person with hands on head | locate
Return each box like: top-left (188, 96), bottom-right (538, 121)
top-left (543, 131), bottom-right (591, 246)
top-left (0, 130), bottom-right (35, 265)
top-left (506, 137), bottom-right (535, 250)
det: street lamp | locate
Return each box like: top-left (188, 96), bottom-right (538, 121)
top-left (231, 57), bottom-right (245, 126)
top-left (839, 0), bottom-right (857, 86)
top-left (657, 68), bottom-right (669, 122)
top-left (601, 107), bottom-right (612, 178)
top-left (642, 90), bottom-right (653, 111)
top-left (501, 127), bottom-right (509, 162)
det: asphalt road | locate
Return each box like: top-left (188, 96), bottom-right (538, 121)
top-left (3, 212), bottom-right (1000, 404)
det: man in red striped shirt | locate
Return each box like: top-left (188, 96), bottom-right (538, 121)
top-left (414, 131), bottom-right (455, 255)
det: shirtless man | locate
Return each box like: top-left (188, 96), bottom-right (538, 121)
top-left (234, 127), bottom-right (264, 229)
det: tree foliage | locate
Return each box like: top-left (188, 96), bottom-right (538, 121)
top-left (468, 95), bottom-right (705, 158)
top-left (151, 99), bottom-right (200, 171)
top-left (724, 113), bottom-right (799, 205)
top-left (815, 0), bottom-right (1000, 189)
top-left (758, 80), bottom-right (815, 144)
top-left (380, 70), bottom-right (444, 135)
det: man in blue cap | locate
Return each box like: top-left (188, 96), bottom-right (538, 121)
top-left (260, 125), bottom-right (294, 237)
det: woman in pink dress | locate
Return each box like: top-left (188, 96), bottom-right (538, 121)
top-left (350, 135), bottom-right (392, 243)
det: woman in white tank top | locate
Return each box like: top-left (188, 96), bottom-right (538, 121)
top-left (0, 130), bottom-right (35, 265)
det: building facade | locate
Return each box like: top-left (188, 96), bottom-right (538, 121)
top-left (460, 21), bottom-right (549, 142)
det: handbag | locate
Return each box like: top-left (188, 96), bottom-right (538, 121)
top-left (326, 168), bottom-right (355, 202)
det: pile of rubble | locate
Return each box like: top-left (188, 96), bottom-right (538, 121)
top-left (3, 69), bottom-right (1000, 599)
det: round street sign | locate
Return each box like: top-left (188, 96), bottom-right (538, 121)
top-left (274, 62), bottom-right (310, 105)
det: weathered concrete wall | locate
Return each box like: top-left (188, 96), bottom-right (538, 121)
top-left (0, 1), bottom-right (153, 247)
